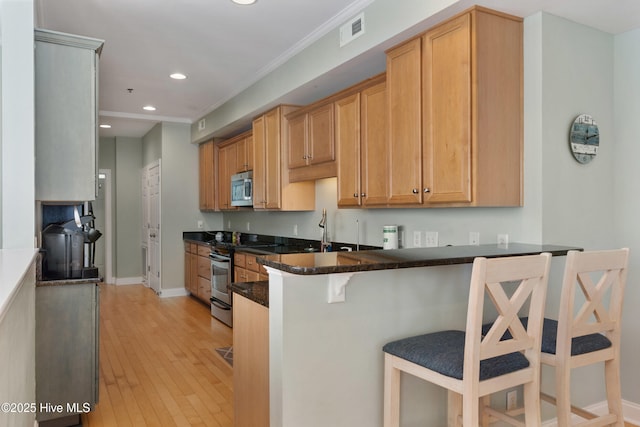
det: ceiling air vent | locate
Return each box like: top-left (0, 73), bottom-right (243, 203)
top-left (340, 12), bottom-right (365, 47)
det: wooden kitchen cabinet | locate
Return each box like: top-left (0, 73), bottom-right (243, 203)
top-left (336, 75), bottom-right (389, 207)
top-left (184, 242), bottom-right (196, 295)
top-left (384, 6), bottom-right (522, 208)
top-left (184, 242), bottom-right (211, 304)
top-left (199, 139), bottom-right (216, 211)
top-left (422, 8), bottom-right (522, 206)
top-left (386, 37), bottom-right (423, 205)
top-left (234, 252), bottom-right (267, 283)
top-left (35, 29), bottom-right (104, 202)
top-left (252, 105), bottom-right (315, 211)
top-left (235, 132), bottom-right (254, 173)
top-left (287, 102), bottom-right (337, 182)
top-left (216, 143), bottom-right (238, 211)
top-left (234, 294), bottom-right (269, 427)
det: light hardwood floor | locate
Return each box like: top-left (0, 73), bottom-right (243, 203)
top-left (81, 284), bottom-right (233, 427)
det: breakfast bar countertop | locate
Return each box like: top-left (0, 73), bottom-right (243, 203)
top-left (258, 243), bottom-right (582, 276)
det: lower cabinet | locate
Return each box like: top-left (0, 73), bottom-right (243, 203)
top-left (36, 282), bottom-right (99, 423)
top-left (234, 251), bottom-right (268, 282)
top-left (184, 242), bottom-right (211, 304)
top-left (233, 294), bottom-right (269, 427)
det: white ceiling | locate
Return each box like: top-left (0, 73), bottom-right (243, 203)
top-left (35, 0), bottom-right (640, 139)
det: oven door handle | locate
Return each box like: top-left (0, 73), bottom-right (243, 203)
top-left (210, 252), bottom-right (231, 261)
top-left (210, 257), bottom-right (230, 268)
top-left (210, 297), bottom-right (231, 310)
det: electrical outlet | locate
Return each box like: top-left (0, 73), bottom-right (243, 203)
top-left (246, 221), bottom-right (251, 231)
top-left (506, 390), bottom-right (518, 411)
top-left (425, 231), bottom-right (439, 247)
top-left (469, 231), bottom-right (480, 246)
top-left (293, 224), bottom-right (298, 236)
top-left (197, 220), bottom-right (204, 229)
top-left (497, 233), bottom-right (509, 247)
top-left (198, 118), bottom-right (206, 131)
top-left (227, 220), bottom-right (231, 230)
top-left (413, 231), bottom-right (422, 247)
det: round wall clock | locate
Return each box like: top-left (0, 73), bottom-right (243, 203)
top-left (569, 114), bottom-right (599, 164)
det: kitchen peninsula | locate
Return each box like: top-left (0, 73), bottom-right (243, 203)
top-left (235, 243), bottom-right (580, 427)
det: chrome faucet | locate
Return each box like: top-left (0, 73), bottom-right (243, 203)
top-left (319, 208), bottom-right (330, 252)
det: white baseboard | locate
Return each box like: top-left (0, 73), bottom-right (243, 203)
top-left (158, 287), bottom-right (189, 298)
top-left (542, 399), bottom-right (640, 426)
top-left (113, 276), bottom-right (143, 286)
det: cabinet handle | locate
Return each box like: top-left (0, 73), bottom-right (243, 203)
top-left (424, 188), bottom-right (430, 193)
top-left (361, 193), bottom-right (366, 197)
top-left (412, 188), bottom-right (419, 194)
top-left (302, 155), bottom-right (307, 159)
top-left (353, 193), bottom-right (359, 198)
top-left (307, 155), bottom-right (312, 159)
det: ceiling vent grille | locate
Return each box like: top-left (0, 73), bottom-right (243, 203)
top-left (340, 13), bottom-right (365, 47)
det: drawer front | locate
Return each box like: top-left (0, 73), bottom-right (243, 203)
top-left (234, 252), bottom-right (247, 268)
top-left (197, 255), bottom-right (210, 278)
top-left (197, 244), bottom-right (211, 257)
top-left (234, 267), bottom-right (247, 283)
top-left (198, 276), bottom-right (211, 301)
top-left (246, 255), bottom-right (265, 273)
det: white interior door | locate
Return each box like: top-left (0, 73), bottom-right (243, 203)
top-left (148, 161), bottom-right (161, 294)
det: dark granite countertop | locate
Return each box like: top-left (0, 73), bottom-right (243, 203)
top-left (183, 231), bottom-right (381, 253)
top-left (258, 243), bottom-right (582, 275)
top-left (231, 280), bottom-right (269, 307)
top-left (36, 277), bottom-right (102, 287)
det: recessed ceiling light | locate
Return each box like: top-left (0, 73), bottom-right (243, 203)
top-left (232, 0), bottom-right (256, 4)
top-left (99, 124), bottom-right (111, 129)
top-left (170, 73), bottom-right (187, 80)
top-left (143, 105), bottom-right (156, 111)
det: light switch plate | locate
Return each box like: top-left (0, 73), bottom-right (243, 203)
top-left (425, 231), bottom-right (438, 247)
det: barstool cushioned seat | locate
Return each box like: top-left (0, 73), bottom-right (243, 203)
top-left (383, 330), bottom-right (530, 381)
top-left (482, 317), bottom-right (612, 356)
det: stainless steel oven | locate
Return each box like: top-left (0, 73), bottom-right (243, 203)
top-left (210, 252), bottom-right (232, 327)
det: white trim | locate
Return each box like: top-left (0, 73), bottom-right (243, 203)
top-left (158, 287), bottom-right (189, 298)
top-left (114, 277), bottom-right (143, 286)
top-left (542, 399), bottom-right (640, 426)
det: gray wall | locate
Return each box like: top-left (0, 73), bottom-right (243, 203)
top-left (114, 137), bottom-right (143, 278)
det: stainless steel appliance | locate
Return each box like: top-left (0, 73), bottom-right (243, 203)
top-left (210, 251), bottom-right (233, 327)
top-left (231, 171), bottom-right (253, 207)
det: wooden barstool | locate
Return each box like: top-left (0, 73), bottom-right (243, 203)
top-left (539, 248), bottom-right (629, 426)
top-left (382, 253), bottom-right (552, 427)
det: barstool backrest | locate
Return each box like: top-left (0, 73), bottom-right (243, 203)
top-left (555, 248), bottom-right (629, 359)
top-left (466, 253), bottom-right (552, 386)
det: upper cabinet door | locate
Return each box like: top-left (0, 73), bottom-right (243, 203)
top-left (199, 140), bottom-right (216, 211)
top-left (360, 81), bottom-right (389, 207)
top-left (386, 38), bottom-right (423, 205)
top-left (422, 13), bottom-right (472, 204)
top-left (287, 114), bottom-right (308, 170)
top-left (307, 103), bottom-right (335, 166)
top-left (335, 93), bottom-right (361, 207)
top-left (35, 30), bottom-right (104, 201)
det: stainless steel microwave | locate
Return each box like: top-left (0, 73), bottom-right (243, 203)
top-left (231, 171), bottom-right (253, 207)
